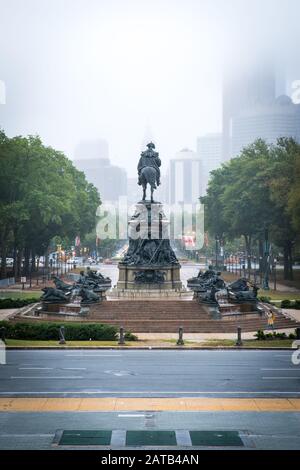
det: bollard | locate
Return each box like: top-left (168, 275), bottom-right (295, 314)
top-left (236, 326), bottom-right (243, 346)
top-left (118, 326), bottom-right (125, 345)
top-left (0, 326), bottom-right (6, 344)
top-left (177, 326), bottom-right (184, 346)
top-left (59, 325), bottom-right (66, 345)
top-left (296, 328), bottom-right (300, 340)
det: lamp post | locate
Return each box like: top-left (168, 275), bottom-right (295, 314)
top-left (273, 258), bottom-right (277, 291)
top-left (215, 236), bottom-right (219, 270)
top-left (262, 226), bottom-right (270, 290)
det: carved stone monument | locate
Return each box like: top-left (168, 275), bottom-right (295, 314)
top-left (117, 143), bottom-right (182, 290)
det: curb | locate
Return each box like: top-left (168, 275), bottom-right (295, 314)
top-left (5, 346), bottom-right (295, 351)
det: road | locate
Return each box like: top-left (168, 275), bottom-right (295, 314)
top-left (0, 350), bottom-right (300, 450)
top-left (1, 349), bottom-right (299, 397)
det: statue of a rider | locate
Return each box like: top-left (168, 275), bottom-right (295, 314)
top-left (138, 142), bottom-right (161, 187)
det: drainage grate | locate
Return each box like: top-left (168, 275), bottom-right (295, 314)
top-left (56, 429), bottom-right (244, 447)
top-left (59, 430), bottom-right (112, 446)
top-left (126, 430), bottom-right (177, 447)
top-left (189, 431), bottom-right (244, 447)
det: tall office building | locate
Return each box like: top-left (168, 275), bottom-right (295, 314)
top-left (168, 148), bottom-right (202, 204)
top-left (222, 64), bottom-right (276, 160)
top-left (197, 133), bottom-right (222, 194)
top-left (231, 95), bottom-right (300, 156)
top-left (73, 139), bottom-right (127, 202)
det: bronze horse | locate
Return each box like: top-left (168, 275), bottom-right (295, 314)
top-left (138, 142), bottom-right (161, 203)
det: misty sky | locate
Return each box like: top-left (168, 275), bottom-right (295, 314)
top-left (0, 0), bottom-right (300, 176)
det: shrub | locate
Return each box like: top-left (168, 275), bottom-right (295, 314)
top-left (294, 300), bottom-right (300, 310)
top-left (255, 330), bottom-right (266, 340)
top-left (258, 296), bottom-right (272, 303)
top-left (0, 320), bottom-right (137, 341)
top-left (0, 298), bottom-right (38, 309)
top-left (281, 299), bottom-right (292, 309)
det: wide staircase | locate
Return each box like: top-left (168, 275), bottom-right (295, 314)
top-left (87, 300), bottom-right (298, 333)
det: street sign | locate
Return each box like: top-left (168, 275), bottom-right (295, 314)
top-left (21, 276), bottom-right (26, 283)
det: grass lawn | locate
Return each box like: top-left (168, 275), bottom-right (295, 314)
top-left (6, 339), bottom-right (131, 347)
top-left (259, 290), bottom-right (300, 301)
top-left (201, 339), bottom-right (294, 348)
top-left (5, 338), bottom-right (295, 348)
top-left (0, 290), bottom-right (41, 300)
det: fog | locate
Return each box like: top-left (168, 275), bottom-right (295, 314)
top-left (0, 0), bottom-right (300, 176)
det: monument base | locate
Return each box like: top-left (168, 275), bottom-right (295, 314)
top-left (117, 263), bottom-right (182, 290)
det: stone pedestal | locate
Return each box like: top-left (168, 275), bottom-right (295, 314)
top-left (116, 200), bottom-right (182, 291)
top-left (117, 263), bottom-right (182, 290)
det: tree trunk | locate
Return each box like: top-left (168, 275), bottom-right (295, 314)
top-left (0, 244), bottom-right (7, 279)
top-left (244, 234), bottom-right (252, 271)
top-left (283, 241), bottom-right (294, 281)
top-left (16, 249), bottom-right (23, 278)
top-left (258, 238), bottom-right (264, 271)
top-left (13, 246), bottom-right (18, 279)
top-left (24, 247), bottom-right (30, 276)
top-left (31, 250), bottom-right (36, 273)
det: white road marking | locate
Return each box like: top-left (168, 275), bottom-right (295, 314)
top-left (262, 377), bottom-right (300, 380)
top-left (65, 354), bottom-right (122, 357)
top-left (0, 391), bottom-right (300, 395)
top-left (18, 368), bottom-right (53, 370)
top-left (118, 414), bottom-right (147, 417)
top-left (10, 376), bottom-right (83, 379)
top-left (261, 368), bottom-right (299, 371)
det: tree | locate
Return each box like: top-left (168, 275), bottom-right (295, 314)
top-left (202, 138), bottom-right (300, 279)
top-left (0, 130), bottom-right (100, 278)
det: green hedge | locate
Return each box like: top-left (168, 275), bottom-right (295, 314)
top-left (0, 321), bottom-right (137, 341)
top-left (0, 298), bottom-right (38, 309)
top-left (281, 299), bottom-right (300, 309)
top-left (255, 329), bottom-right (297, 341)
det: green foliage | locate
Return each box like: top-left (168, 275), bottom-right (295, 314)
top-left (0, 321), bottom-right (137, 341)
top-left (258, 296), bottom-right (272, 303)
top-left (255, 329), bottom-right (296, 341)
top-left (0, 130), bottom-right (100, 278)
top-left (0, 297), bottom-right (38, 309)
top-left (202, 137), bottom-right (300, 280)
top-left (281, 299), bottom-right (300, 309)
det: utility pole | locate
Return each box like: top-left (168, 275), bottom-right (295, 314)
top-left (262, 226), bottom-right (270, 290)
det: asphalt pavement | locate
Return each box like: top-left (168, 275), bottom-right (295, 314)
top-left (0, 349), bottom-right (299, 397)
top-left (1, 349), bottom-right (299, 450)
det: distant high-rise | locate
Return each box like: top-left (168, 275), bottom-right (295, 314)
top-left (231, 95), bottom-right (300, 156)
top-left (73, 139), bottom-right (127, 202)
top-left (222, 64), bottom-right (276, 160)
top-left (197, 133), bottom-right (222, 194)
top-left (168, 148), bottom-right (202, 204)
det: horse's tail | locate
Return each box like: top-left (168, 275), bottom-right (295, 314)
top-left (141, 167), bottom-right (157, 188)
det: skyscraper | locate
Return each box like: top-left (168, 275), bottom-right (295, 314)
top-left (197, 133), bottom-right (222, 194)
top-left (168, 148), bottom-right (202, 204)
top-left (222, 64), bottom-right (276, 160)
top-left (73, 139), bottom-right (127, 202)
top-left (231, 95), bottom-right (300, 156)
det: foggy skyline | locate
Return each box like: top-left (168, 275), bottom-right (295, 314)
top-left (1, 0), bottom-right (300, 176)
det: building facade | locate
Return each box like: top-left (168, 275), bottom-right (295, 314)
top-left (197, 133), bottom-right (222, 194)
top-left (168, 148), bottom-right (202, 204)
top-left (73, 139), bottom-right (127, 202)
top-left (231, 95), bottom-right (300, 156)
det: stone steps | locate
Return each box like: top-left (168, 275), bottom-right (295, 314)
top-left (86, 300), bottom-right (298, 333)
top-left (15, 299), bottom-right (299, 333)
